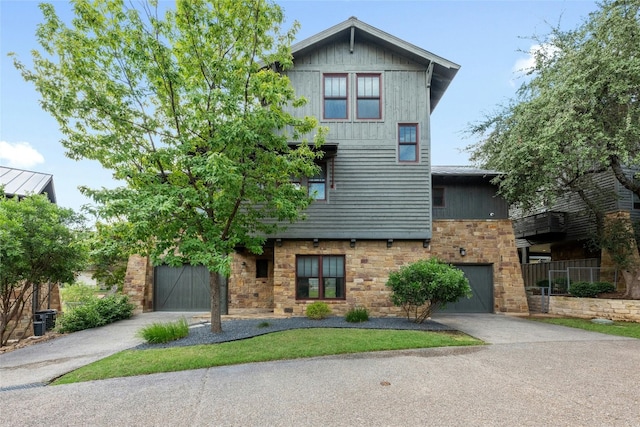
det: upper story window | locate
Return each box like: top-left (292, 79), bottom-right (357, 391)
top-left (398, 124), bottom-right (418, 162)
top-left (433, 187), bottom-right (445, 207)
top-left (357, 74), bottom-right (381, 119)
top-left (292, 162), bottom-right (327, 201)
top-left (323, 74), bottom-right (348, 119)
top-left (308, 163), bottom-right (327, 201)
top-left (296, 255), bottom-right (345, 300)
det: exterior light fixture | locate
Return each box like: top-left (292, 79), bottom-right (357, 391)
top-left (350, 239), bottom-right (356, 248)
top-left (423, 239), bottom-right (430, 248)
top-left (275, 238), bottom-right (282, 247)
top-left (313, 238), bottom-right (319, 247)
top-left (459, 247), bottom-right (466, 256)
top-left (387, 239), bottom-right (393, 248)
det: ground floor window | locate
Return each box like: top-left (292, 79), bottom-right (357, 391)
top-left (296, 255), bottom-right (345, 299)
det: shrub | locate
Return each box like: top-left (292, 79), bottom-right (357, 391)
top-left (536, 279), bottom-right (550, 288)
top-left (306, 302), bottom-right (331, 320)
top-left (60, 283), bottom-right (96, 310)
top-left (138, 318), bottom-right (189, 344)
top-left (57, 294), bottom-right (135, 333)
top-left (345, 306), bottom-right (369, 323)
top-left (569, 281), bottom-right (615, 298)
top-left (387, 258), bottom-right (471, 323)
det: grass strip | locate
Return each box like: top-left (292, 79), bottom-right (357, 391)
top-left (532, 317), bottom-right (640, 339)
top-left (53, 328), bottom-right (481, 385)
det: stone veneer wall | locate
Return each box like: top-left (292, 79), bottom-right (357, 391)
top-left (122, 255), bottom-right (154, 314)
top-left (5, 282), bottom-right (61, 341)
top-left (123, 219), bottom-right (529, 317)
top-left (548, 296), bottom-right (640, 322)
top-left (271, 219), bottom-right (529, 317)
top-left (229, 248), bottom-right (274, 309)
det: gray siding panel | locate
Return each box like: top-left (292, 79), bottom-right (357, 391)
top-left (433, 184), bottom-right (508, 220)
top-left (278, 38), bottom-right (432, 240)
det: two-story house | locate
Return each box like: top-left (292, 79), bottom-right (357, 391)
top-left (127, 18), bottom-right (529, 316)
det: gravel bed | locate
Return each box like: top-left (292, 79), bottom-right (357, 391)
top-left (135, 316), bottom-right (455, 350)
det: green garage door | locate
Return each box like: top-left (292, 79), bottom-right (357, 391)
top-left (154, 265), bottom-right (211, 311)
top-left (440, 264), bottom-right (494, 313)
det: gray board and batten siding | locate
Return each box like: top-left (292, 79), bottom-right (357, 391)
top-left (273, 18), bottom-right (459, 241)
top-left (431, 167), bottom-right (508, 220)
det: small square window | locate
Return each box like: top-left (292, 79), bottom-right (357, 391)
top-left (433, 187), bottom-right (445, 207)
top-left (256, 259), bottom-right (269, 278)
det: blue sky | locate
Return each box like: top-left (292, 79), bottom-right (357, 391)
top-left (1, 0), bottom-right (599, 213)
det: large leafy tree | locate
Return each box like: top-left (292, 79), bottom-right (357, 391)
top-left (468, 0), bottom-right (639, 210)
top-left (467, 0), bottom-right (640, 296)
top-left (12, 0), bottom-right (325, 332)
top-left (0, 194), bottom-right (86, 346)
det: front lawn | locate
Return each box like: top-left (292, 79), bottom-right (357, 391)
top-left (532, 317), bottom-right (640, 339)
top-left (53, 328), bottom-right (482, 385)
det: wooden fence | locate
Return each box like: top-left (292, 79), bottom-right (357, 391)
top-left (521, 258), bottom-right (601, 288)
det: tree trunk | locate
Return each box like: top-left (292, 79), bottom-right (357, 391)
top-left (209, 271), bottom-right (222, 333)
top-left (621, 269), bottom-right (640, 299)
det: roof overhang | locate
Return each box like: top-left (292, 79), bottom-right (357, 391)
top-left (289, 17), bottom-right (460, 112)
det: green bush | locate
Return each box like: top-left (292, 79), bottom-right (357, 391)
top-left (387, 258), bottom-right (471, 323)
top-left (569, 281), bottom-right (615, 298)
top-left (60, 283), bottom-right (96, 309)
top-left (345, 306), bottom-right (369, 323)
top-left (138, 318), bottom-right (189, 344)
top-left (306, 301), bottom-right (332, 320)
top-left (57, 294), bottom-right (135, 333)
top-left (536, 279), bottom-right (550, 287)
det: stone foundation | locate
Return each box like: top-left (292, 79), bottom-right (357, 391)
top-left (3, 282), bottom-right (61, 343)
top-left (123, 219), bottom-right (529, 317)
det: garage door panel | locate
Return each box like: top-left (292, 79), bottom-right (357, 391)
top-left (154, 265), bottom-right (211, 311)
top-left (440, 264), bottom-right (493, 313)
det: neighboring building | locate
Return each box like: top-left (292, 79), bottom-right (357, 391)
top-left (125, 18), bottom-right (529, 316)
top-left (1, 166), bottom-right (61, 340)
top-left (514, 167), bottom-right (640, 262)
top-left (0, 166), bottom-right (57, 203)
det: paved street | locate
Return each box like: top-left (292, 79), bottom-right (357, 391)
top-left (1, 314), bottom-right (639, 426)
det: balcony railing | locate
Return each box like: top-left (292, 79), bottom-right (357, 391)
top-left (513, 211), bottom-right (566, 239)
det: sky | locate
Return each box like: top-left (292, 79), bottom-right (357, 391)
top-left (0, 0), bottom-right (601, 214)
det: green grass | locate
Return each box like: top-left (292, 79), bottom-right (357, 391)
top-left (53, 328), bottom-right (482, 385)
top-left (138, 318), bottom-right (189, 344)
top-left (532, 317), bottom-right (640, 339)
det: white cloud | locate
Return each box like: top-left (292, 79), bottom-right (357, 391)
top-left (510, 43), bottom-right (560, 87)
top-left (0, 141), bottom-right (45, 169)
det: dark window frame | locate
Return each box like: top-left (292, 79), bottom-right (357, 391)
top-left (293, 161), bottom-right (328, 201)
top-left (356, 73), bottom-right (381, 120)
top-left (398, 123), bottom-right (419, 163)
top-left (295, 255), bottom-right (346, 300)
top-left (433, 187), bottom-right (445, 207)
top-left (323, 74), bottom-right (348, 120)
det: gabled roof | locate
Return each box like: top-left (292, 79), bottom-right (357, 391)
top-left (290, 17), bottom-right (460, 112)
top-left (0, 166), bottom-right (57, 203)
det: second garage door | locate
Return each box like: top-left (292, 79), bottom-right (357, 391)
top-left (440, 264), bottom-right (494, 313)
top-left (154, 265), bottom-right (211, 311)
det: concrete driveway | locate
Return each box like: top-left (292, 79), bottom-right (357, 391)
top-left (1, 314), bottom-right (639, 426)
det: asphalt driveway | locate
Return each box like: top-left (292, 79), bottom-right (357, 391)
top-left (1, 313), bottom-right (639, 426)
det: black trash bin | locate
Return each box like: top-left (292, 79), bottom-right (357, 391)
top-left (36, 309), bottom-right (57, 330)
top-left (33, 313), bottom-right (46, 336)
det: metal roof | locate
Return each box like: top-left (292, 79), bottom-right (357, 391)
top-left (0, 166), bottom-right (57, 203)
top-left (431, 165), bottom-right (501, 177)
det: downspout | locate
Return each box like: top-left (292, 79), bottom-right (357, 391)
top-left (426, 62), bottom-right (434, 243)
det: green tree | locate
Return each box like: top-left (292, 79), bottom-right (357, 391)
top-left (386, 259), bottom-right (471, 323)
top-left (12, 0), bottom-right (325, 332)
top-left (467, 0), bottom-right (640, 297)
top-left (0, 194), bottom-right (86, 346)
top-left (85, 222), bottom-right (132, 291)
top-left (468, 0), bottom-right (639, 210)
